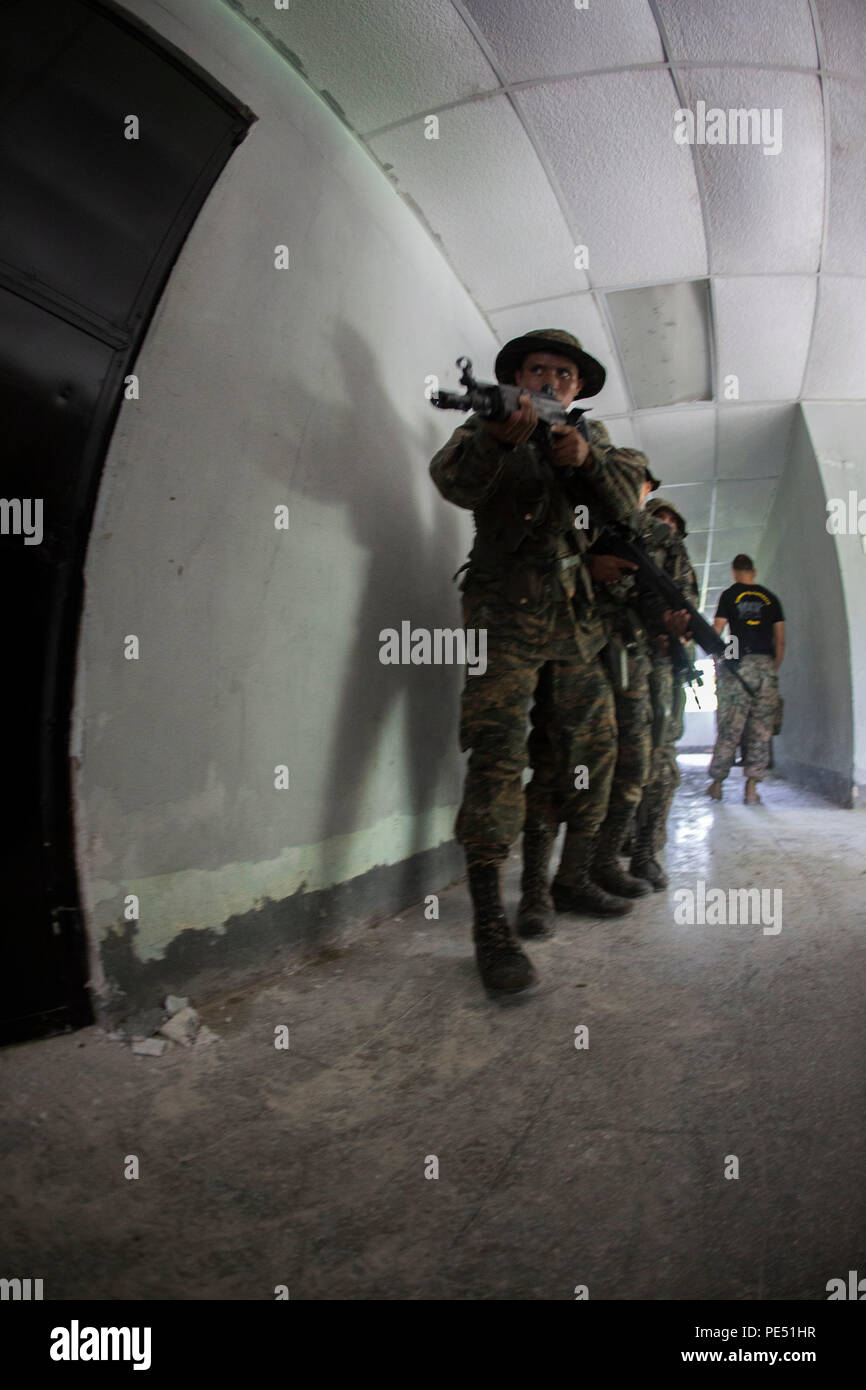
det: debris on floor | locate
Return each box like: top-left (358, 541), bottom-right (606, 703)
top-left (103, 995), bottom-right (221, 1056)
top-left (158, 1005), bottom-right (200, 1047)
top-left (131, 1037), bottom-right (169, 1058)
top-left (163, 994), bottom-right (190, 1016)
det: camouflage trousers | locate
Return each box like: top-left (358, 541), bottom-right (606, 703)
top-left (597, 648), bottom-right (653, 838)
top-left (709, 653), bottom-right (780, 782)
top-left (456, 629), bottom-right (617, 867)
top-left (635, 658), bottom-right (685, 854)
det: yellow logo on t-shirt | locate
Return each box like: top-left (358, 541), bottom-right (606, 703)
top-left (734, 590), bottom-right (772, 626)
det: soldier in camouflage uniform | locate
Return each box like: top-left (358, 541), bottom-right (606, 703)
top-left (707, 556), bottom-right (785, 804)
top-left (429, 330), bottom-right (649, 998)
top-left (629, 495), bottom-right (699, 888)
top-left (551, 477), bottom-right (690, 907)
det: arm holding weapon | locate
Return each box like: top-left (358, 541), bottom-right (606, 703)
top-left (430, 356), bottom-right (590, 438)
top-left (599, 522), bottom-right (758, 698)
top-left (430, 357), bottom-right (648, 524)
top-left (429, 357), bottom-right (590, 510)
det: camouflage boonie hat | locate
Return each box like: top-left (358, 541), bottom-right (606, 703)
top-left (494, 328), bottom-right (606, 400)
top-left (646, 495), bottom-right (688, 537)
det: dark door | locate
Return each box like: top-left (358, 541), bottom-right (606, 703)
top-left (0, 0), bottom-right (253, 1043)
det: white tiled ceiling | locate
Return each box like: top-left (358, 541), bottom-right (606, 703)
top-left (707, 560), bottom-right (738, 584)
top-left (812, 0), bottom-right (866, 78)
top-left (460, 0), bottom-right (664, 81)
top-left (713, 477), bottom-right (779, 530)
top-left (236, 0), bottom-right (498, 134)
top-left (678, 69), bottom-right (824, 276)
top-left (707, 526), bottom-right (766, 560)
top-left (607, 281), bottom-right (712, 408)
top-left (654, 480), bottom-right (716, 531)
top-left (369, 97), bottom-right (586, 308)
top-left (516, 71), bottom-right (707, 287)
top-left (226, 0), bottom-right (866, 611)
top-left (803, 277), bottom-right (866, 400)
top-left (655, 0), bottom-right (818, 67)
top-left (714, 276), bottom-right (817, 401)
top-left (636, 409), bottom-right (717, 485)
top-left (824, 78), bottom-right (866, 276)
top-left (685, 535), bottom-right (709, 566)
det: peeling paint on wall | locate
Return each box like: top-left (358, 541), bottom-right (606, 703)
top-left (88, 805), bottom-right (460, 960)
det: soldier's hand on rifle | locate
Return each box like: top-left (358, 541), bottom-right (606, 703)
top-left (549, 422), bottom-right (590, 468)
top-left (663, 608), bottom-right (691, 638)
top-left (481, 391), bottom-right (537, 446)
top-left (588, 554), bottom-right (638, 584)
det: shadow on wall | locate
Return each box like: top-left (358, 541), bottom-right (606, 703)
top-left (97, 324), bottom-right (470, 1021)
top-left (273, 321), bottom-right (466, 932)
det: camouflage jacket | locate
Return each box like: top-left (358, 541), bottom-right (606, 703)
top-left (590, 509), bottom-right (667, 648)
top-left (590, 504), bottom-right (699, 650)
top-left (640, 499), bottom-right (700, 669)
top-left (430, 414), bottom-right (649, 660)
top-left (643, 496), bottom-right (699, 606)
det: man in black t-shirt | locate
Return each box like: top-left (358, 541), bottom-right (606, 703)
top-left (706, 554), bottom-right (785, 804)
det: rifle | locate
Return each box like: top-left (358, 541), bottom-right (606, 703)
top-left (430, 356), bottom-right (590, 440)
top-left (602, 522), bottom-right (758, 698)
top-left (671, 638), bottom-right (703, 692)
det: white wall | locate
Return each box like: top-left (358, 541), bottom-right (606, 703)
top-left (802, 401), bottom-right (866, 798)
top-left (757, 406), bottom-right (854, 803)
top-left (72, 0), bottom-right (496, 996)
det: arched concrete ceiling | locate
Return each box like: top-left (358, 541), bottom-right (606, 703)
top-left (225, 0), bottom-right (866, 612)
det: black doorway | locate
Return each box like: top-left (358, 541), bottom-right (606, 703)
top-left (0, 0), bottom-right (253, 1043)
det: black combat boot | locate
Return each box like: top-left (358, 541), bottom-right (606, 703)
top-left (468, 863), bottom-right (538, 997)
top-left (629, 811), bottom-right (668, 891)
top-left (551, 831), bottom-right (632, 917)
top-left (516, 818), bottom-right (556, 939)
top-left (593, 806), bottom-right (652, 898)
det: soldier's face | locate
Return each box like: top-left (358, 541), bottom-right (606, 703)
top-left (514, 352), bottom-right (583, 405)
top-left (656, 508), bottom-right (678, 532)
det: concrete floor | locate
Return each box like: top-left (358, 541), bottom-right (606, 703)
top-left (2, 759), bottom-right (865, 1300)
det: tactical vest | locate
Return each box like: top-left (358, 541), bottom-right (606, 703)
top-left (462, 432), bottom-right (594, 610)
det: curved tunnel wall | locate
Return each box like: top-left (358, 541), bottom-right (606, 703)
top-left (72, 0), bottom-right (495, 1021)
top-left (757, 404), bottom-right (855, 805)
top-left (802, 401), bottom-right (866, 802)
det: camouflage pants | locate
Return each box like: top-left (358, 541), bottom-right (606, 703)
top-left (598, 648), bottom-right (653, 836)
top-left (636, 658), bottom-right (684, 854)
top-left (671, 672), bottom-right (686, 744)
top-left (709, 653), bottom-right (780, 782)
top-left (456, 635), bottom-right (617, 867)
